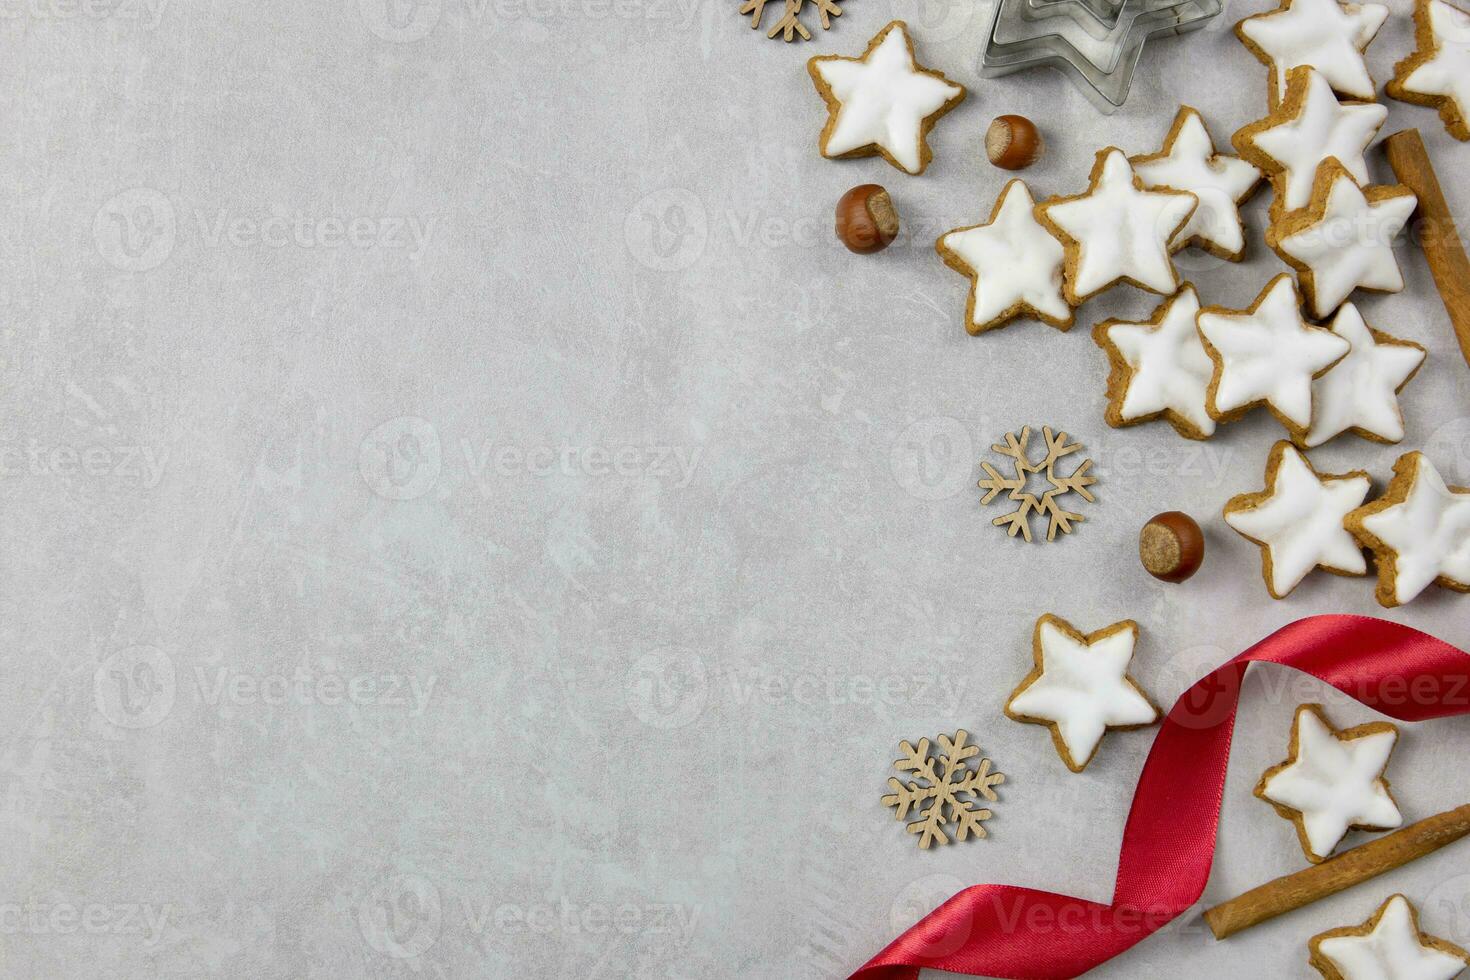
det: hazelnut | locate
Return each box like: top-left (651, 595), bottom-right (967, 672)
top-left (986, 114), bottom-right (1044, 171)
top-left (1140, 511), bottom-right (1205, 583)
top-left (835, 184), bottom-right (899, 254)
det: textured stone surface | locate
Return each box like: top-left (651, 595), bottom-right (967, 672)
top-left (3, 0), bottom-right (1470, 975)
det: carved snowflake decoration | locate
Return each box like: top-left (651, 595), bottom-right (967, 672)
top-left (977, 425), bottom-right (1098, 542)
top-left (739, 0), bottom-right (842, 41)
top-left (882, 731), bottom-right (1005, 849)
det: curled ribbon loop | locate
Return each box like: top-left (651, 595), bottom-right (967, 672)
top-left (851, 615), bottom-right (1470, 980)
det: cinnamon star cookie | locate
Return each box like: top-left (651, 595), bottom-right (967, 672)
top-left (1388, 0), bottom-right (1470, 141)
top-left (1235, 0), bottom-right (1389, 106)
top-left (1196, 274), bottom-right (1350, 435)
top-left (1004, 615), bottom-right (1159, 773)
top-left (1233, 66), bottom-right (1387, 217)
top-left (1310, 895), bottom-right (1470, 980)
top-left (1267, 160), bottom-right (1417, 319)
top-left (807, 21), bottom-right (966, 176)
top-left (935, 179), bottom-right (1072, 334)
top-left (1130, 106), bottom-right (1263, 262)
top-left (1256, 703), bottom-right (1402, 863)
top-left (1347, 451), bottom-right (1470, 607)
top-left (1094, 285), bottom-right (1216, 440)
top-left (1224, 441), bottom-right (1371, 598)
top-left (1035, 148), bottom-right (1196, 305)
top-left (1300, 304), bottom-right (1425, 448)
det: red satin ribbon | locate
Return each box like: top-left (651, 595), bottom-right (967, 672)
top-left (851, 614), bottom-right (1470, 980)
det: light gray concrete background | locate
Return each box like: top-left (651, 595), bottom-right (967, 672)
top-left (2, 0), bottom-right (1469, 975)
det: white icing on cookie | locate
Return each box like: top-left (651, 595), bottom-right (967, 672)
top-left (1225, 443), bottom-right (1370, 596)
top-left (938, 180), bottom-right (1070, 329)
top-left (1039, 149), bottom-right (1196, 301)
top-left (1131, 108), bottom-right (1262, 258)
top-left (1101, 286), bottom-right (1216, 436)
top-left (1399, 0), bottom-right (1470, 129)
top-left (1359, 454), bottom-right (1470, 605)
top-left (1238, 0), bottom-right (1389, 103)
top-left (1262, 706), bottom-right (1400, 859)
top-left (1008, 618), bottom-right (1157, 770)
top-left (1244, 68), bottom-right (1387, 212)
top-left (1317, 896), bottom-right (1470, 980)
top-left (810, 22), bottom-right (964, 175)
top-left (1304, 305), bottom-right (1425, 447)
top-left (1197, 276), bottom-right (1350, 429)
top-left (1273, 169), bottom-right (1417, 318)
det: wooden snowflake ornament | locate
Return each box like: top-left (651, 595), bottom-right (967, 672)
top-left (740, 0), bottom-right (842, 41)
top-left (977, 426), bottom-right (1098, 542)
top-left (882, 731), bottom-right (1005, 849)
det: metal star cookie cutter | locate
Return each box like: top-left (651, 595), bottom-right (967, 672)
top-left (982, 0), bottom-right (1222, 112)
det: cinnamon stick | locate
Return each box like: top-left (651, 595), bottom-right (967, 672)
top-left (1204, 804), bottom-right (1470, 940)
top-left (1384, 130), bottom-right (1470, 370)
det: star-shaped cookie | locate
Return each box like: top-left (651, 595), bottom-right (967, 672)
top-left (1224, 441), bottom-right (1371, 598)
top-left (1268, 161), bottom-right (1418, 319)
top-left (1389, 0), bottom-right (1470, 142)
top-left (1310, 895), bottom-right (1470, 980)
top-left (1094, 285), bottom-right (1216, 440)
top-left (1130, 106), bottom-right (1263, 262)
top-left (1197, 274), bottom-right (1351, 435)
top-left (1347, 451), bottom-right (1470, 607)
top-left (936, 179), bottom-right (1072, 334)
top-left (1004, 615), bottom-right (1159, 773)
top-left (1233, 66), bottom-right (1388, 218)
top-left (1301, 304), bottom-right (1425, 448)
top-left (1236, 0), bottom-right (1389, 106)
top-left (807, 20), bottom-right (966, 175)
top-left (1256, 703), bottom-right (1402, 863)
top-left (1036, 148), bottom-right (1197, 305)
